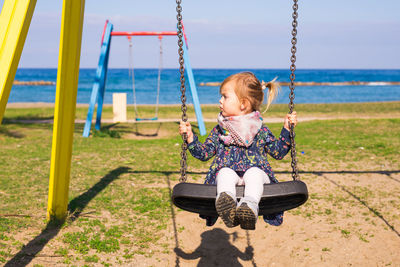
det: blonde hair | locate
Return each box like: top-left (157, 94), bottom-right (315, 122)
top-left (220, 72), bottom-right (280, 112)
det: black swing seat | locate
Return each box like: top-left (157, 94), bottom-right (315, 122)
top-left (172, 180), bottom-right (308, 217)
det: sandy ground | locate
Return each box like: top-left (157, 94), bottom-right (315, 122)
top-left (150, 172), bottom-right (399, 267)
top-left (23, 171), bottom-right (400, 267)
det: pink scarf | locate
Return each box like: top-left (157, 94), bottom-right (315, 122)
top-left (218, 111), bottom-right (263, 147)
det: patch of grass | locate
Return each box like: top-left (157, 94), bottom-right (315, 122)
top-left (89, 234), bottom-right (120, 253)
top-left (63, 230), bottom-right (91, 254)
top-left (84, 254), bottom-right (99, 263)
top-left (0, 233), bottom-right (9, 241)
top-left (130, 188), bottom-right (170, 217)
top-left (358, 233), bottom-right (370, 243)
top-left (92, 129), bottom-right (121, 138)
top-left (55, 247), bottom-right (69, 256)
top-left (105, 226), bottom-right (123, 238)
top-left (324, 209), bottom-right (332, 215)
top-left (341, 229), bottom-right (351, 238)
top-left (0, 218), bottom-right (14, 233)
top-left (123, 248), bottom-right (134, 259)
top-left (63, 224), bottom-right (122, 255)
top-left (0, 250), bottom-right (10, 263)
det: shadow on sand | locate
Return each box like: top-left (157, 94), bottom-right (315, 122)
top-left (174, 228), bottom-right (255, 267)
top-left (165, 171), bottom-right (256, 267)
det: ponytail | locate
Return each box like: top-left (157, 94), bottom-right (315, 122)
top-left (261, 77), bottom-right (280, 113)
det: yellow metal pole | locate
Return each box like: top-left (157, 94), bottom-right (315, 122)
top-left (0, 0), bottom-right (37, 124)
top-left (47, 0), bottom-right (86, 221)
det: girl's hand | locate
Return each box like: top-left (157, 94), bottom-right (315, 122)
top-left (284, 111), bottom-right (297, 130)
top-left (179, 121), bottom-right (194, 143)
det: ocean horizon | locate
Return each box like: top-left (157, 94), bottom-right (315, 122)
top-left (9, 68), bottom-right (400, 105)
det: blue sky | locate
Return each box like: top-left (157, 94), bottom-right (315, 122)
top-left (1, 0), bottom-right (399, 69)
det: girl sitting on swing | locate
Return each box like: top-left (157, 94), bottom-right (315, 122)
top-left (179, 72), bottom-right (297, 230)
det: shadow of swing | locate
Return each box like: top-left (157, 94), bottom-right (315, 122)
top-left (132, 122), bottom-right (162, 137)
top-left (174, 228), bottom-right (255, 267)
top-left (91, 122), bottom-right (163, 137)
top-left (0, 126), bottom-right (25, 138)
top-left (165, 172), bottom-right (257, 267)
top-left (5, 166), bottom-right (131, 267)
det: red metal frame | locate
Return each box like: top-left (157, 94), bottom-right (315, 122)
top-left (100, 20), bottom-right (109, 45)
top-left (100, 20), bottom-right (188, 48)
top-left (111, 31), bottom-right (177, 36)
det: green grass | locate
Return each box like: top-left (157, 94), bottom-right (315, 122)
top-left (0, 102), bottom-right (399, 264)
top-left (4, 101), bottom-right (400, 121)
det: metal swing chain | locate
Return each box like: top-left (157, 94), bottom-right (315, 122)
top-left (155, 36), bottom-right (163, 119)
top-left (289, 0), bottom-right (299, 180)
top-left (176, 0), bottom-right (299, 182)
top-left (176, 0), bottom-right (188, 183)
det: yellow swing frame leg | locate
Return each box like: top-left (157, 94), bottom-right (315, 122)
top-left (47, 0), bottom-right (86, 221)
top-left (0, 0), bottom-right (37, 124)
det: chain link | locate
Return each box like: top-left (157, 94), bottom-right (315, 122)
top-left (289, 0), bottom-right (299, 180)
top-left (176, 0), bottom-right (188, 182)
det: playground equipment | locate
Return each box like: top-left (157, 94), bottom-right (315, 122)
top-left (0, 0), bottom-right (85, 221)
top-left (113, 93), bottom-right (127, 123)
top-left (129, 35), bottom-right (161, 121)
top-left (82, 20), bottom-right (206, 137)
top-left (0, 0), bottom-right (36, 124)
top-left (171, 0), bottom-right (308, 226)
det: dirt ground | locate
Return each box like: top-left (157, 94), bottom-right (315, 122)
top-left (141, 172), bottom-right (399, 267)
top-left (23, 171), bottom-right (400, 267)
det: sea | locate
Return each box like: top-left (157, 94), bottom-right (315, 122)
top-left (9, 69), bottom-right (400, 105)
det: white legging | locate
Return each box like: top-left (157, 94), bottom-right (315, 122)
top-left (216, 167), bottom-right (271, 203)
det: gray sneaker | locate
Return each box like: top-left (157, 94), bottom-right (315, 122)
top-left (236, 202), bottom-right (257, 230)
top-left (236, 197), bottom-right (258, 230)
top-left (215, 192), bottom-right (239, 228)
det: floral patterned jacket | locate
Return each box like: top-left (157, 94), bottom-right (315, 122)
top-left (188, 124), bottom-right (292, 185)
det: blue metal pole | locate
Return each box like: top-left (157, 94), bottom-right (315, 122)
top-left (82, 22), bottom-right (113, 137)
top-left (182, 38), bottom-right (206, 136)
top-left (95, 33), bottom-right (111, 130)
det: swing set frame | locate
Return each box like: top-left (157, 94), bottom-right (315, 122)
top-left (82, 20), bottom-right (207, 137)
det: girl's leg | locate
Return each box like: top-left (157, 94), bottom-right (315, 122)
top-left (215, 168), bottom-right (240, 227)
top-left (236, 167), bottom-right (270, 230)
top-left (216, 167), bottom-right (240, 198)
top-left (243, 167), bottom-right (270, 203)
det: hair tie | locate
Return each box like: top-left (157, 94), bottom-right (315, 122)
top-left (261, 81), bottom-right (267, 90)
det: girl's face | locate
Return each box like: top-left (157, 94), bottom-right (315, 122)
top-left (219, 81), bottom-right (243, 117)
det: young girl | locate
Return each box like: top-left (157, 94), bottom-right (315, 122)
top-left (179, 72), bottom-right (297, 230)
